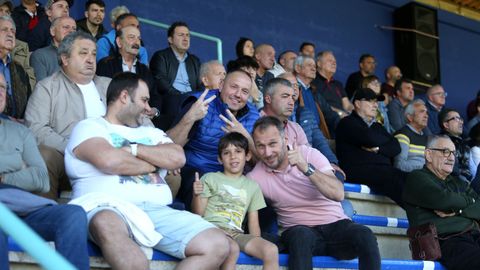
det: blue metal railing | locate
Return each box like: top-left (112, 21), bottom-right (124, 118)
top-left (0, 202), bottom-right (76, 270)
top-left (138, 17), bottom-right (223, 63)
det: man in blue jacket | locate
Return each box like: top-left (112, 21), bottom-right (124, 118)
top-left (167, 70), bottom-right (259, 209)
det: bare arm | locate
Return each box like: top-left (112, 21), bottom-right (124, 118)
top-left (73, 137), bottom-right (155, 176)
top-left (341, 97), bottom-right (354, 112)
top-left (167, 89), bottom-right (216, 146)
top-left (247, 211), bottom-right (261, 237)
top-left (136, 143), bottom-right (185, 170)
top-left (288, 144), bottom-right (344, 201)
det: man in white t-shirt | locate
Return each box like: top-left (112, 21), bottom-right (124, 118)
top-left (65, 72), bottom-right (230, 269)
top-left (25, 31), bottom-right (111, 199)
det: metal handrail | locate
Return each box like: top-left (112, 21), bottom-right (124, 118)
top-left (0, 202), bottom-right (76, 270)
top-left (138, 17), bottom-right (224, 63)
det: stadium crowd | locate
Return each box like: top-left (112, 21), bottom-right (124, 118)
top-left (1, 0), bottom-right (480, 270)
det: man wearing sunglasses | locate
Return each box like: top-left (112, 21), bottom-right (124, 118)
top-left (439, 108), bottom-right (480, 192)
top-left (403, 135), bottom-right (480, 270)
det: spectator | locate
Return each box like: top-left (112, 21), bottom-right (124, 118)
top-left (469, 123), bottom-right (480, 178)
top-left (0, 16), bottom-right (31, 121)
top-left (294, 55), bottom-right (339, 138)
top-left (313, 50), bottom-right (353, 117)
top-left (345, 53), bottom-right (376, 98)
top-left (299, 41), bottom-right (315, 58)
top-left (439, 108), bottom-right (477, 187)
top-left (226, 56), bottom-right (263, 110)
top-left (30, 16), bottom-right (76, 81)
top-left (192, 132), bottom-right (279, 269)
top-left (25, 31), bottom-right (111, 199)
top-left (403, 135), bottom-right (480, 270)
top-left (381, 65), bottom-right (402, 104)
top-left (168, 70), bottom-right (260, 209)
top-left (96, 25), bottom-right (158, 115)
top-left (467, 97), bottom-right (480, 134)
top-left (96, 13), bottom-right (148, 65)
top-left (12, 0), bottom-right (71, 51)
top-left (387, 78), bottom-right (414, 132)
top-left (361, 75), bottom-right (394, 133)
top-left (0, 0), bottom-right (35, 89)
top-left (336, 88), bottom-right (406, 206)
top-left (425, 84), bottom-right (447, 135)
top-left (150, 21), bottom-right (201, 122)
top-left (0, 72), bottom-right (89, 270)
top-left (248, 116), bottom-right (381, 270)
top-left (253, 43), bottom-right (275, 92)
top-left (65, 72), bottom-right (230, 270)
top-left (199, 60), bottom-right (225, 90)
top-left (107, 5), bottom-right (129, 28)
top-left (76, 0), bottom-right (106, 40)
top-left (276, 50), bottom-right (297, 74)
top-left (466, 90), bottom-right (480, 121)
top-left (393, 99), bottom-right (428, 172)
top-left (235, 37), bottom-right (254, 58)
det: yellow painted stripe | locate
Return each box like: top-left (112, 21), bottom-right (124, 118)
top-left (416, 0), bottom-right (480, 22)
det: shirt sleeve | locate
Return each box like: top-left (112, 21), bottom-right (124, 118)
top-left (303, 145), bottom-right (334, 173)
top-left (67, 119), bottom-right (110, 153)
top-left (247, 181), bottom-right (266, 212)
top-left (200, 173), bottom-right (215, 198)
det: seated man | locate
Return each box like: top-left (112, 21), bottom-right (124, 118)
top-left (345, 54), bottom-right (376, 99)
top-left (403, 135), bottom-right (480, 270)
top-left (227, 56), bottom-right (263, 109)
top-left (312, 51), bottom-right (353, 116)
top-left (336, 88), bottom-right (406, 206)
top-left (387, 78), bottom-right (414, 132)
top-left (0, 73), bottom-right (89, 270)
top-left (168, 70), bottom-right (260, 208)
top-left (253, 44), bottom-right (275, 92)
top-left (30, 16), bottom-right (76, 81)
top-left (65, 72), bottom-right (229, 269)
top-left (393, 99), bottom-right (429, 172)
top-left (380, 65), bottom-right (402, 103)
top-left (25, 31), bottom-right (111, 199)
top-left (96, 13), bottom-right (148, 64)
top-left (426, 85), bottom-right (447, 135)
top-left (199, 60), bottom-right (225, 91)
top-left (439, 108), bottom-right (478, 189)
top-left (248, 116), bottom-right (380, 270)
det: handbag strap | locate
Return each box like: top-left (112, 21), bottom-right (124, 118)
top-left (438, 221), bottom-right (477, 240)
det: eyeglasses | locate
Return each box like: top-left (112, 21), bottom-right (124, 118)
top-left (428, 148), bottom-right (456, 158)
top-left (446, 116), bottom-right (463, 122)
top-left (431, 92), bottom-right (448, 97)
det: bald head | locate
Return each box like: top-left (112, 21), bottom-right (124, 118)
top-left (254, 44), bottom-right (275, 71)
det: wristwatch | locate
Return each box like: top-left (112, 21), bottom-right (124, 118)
top-left (303, 163), bottom-right (316, 177)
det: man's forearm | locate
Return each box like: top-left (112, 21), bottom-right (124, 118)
top-left (136, 143), bottom-right (185, 170)
top-left (166, 116), bottom-right (196, 146)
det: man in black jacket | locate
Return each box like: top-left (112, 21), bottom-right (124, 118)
top-left (149, 21), bottom-right (201, 119)
top-left (336, 88), bottom-right (406, 206)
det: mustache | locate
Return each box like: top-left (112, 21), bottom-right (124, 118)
top-left (131, 44), bottom-right (140, 49)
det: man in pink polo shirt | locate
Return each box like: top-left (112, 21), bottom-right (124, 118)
top-left (247, 116), bottom-right (380, 270)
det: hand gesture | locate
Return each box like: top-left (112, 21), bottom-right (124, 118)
top-left (287, 143), bottom-right (308, 173)
top-left (219, 109), bottom-right (249, 137)
top-left (192, 172), bottom-right (204, 196)
top-left (186, 89), bottom-right (216, 122)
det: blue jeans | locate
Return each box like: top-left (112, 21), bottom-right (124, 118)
top-left (280, 219), bottom-right (380, 270)
top-left (0, 204), bottom-right (89, 270)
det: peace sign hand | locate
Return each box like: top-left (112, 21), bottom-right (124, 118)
top-left (186, 89), bottom-right (216, 122)
top-left (219, 109), bottom-right (249, 138)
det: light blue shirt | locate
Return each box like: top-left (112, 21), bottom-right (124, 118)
top-left (172, 51), bottom-right (192, 93)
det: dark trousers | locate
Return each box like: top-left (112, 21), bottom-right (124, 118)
top-left (344, 164), bottom-right (407, 208)
top-left (440, 230), bottom-right (480, 270)
top-left (280, 219), bottom-right (380, 270)
top-left (0, 204), bottom-right (89, 270)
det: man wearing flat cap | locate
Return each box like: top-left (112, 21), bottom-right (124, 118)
top-left (336, 88), bottom-right (407, 207)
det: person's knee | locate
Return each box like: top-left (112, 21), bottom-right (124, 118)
top-left (262, 241), bottom-right (279, 260)
top-left (208, 229), bottom-right (230, 259)
top-left (284, 226), bottom-right (316, 244)
top-left (55, 205), bottom-right (88, 235)
top-left (89, 210), bottom-right (128, 244)
top-left (353, 225), bottom-right (378, 250)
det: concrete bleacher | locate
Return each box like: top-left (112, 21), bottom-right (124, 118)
top-left (7, 183), bottom-right (446, 270)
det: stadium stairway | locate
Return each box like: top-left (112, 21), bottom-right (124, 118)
top-left (7, 183), bottom-right (446, 270)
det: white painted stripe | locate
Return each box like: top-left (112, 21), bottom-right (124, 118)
top-left (360, 185), bottom-right (371, 194)
top-left (387, 217), bottom-right (398, 227)
top-left (423, 260), bottom-right (435, 270)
